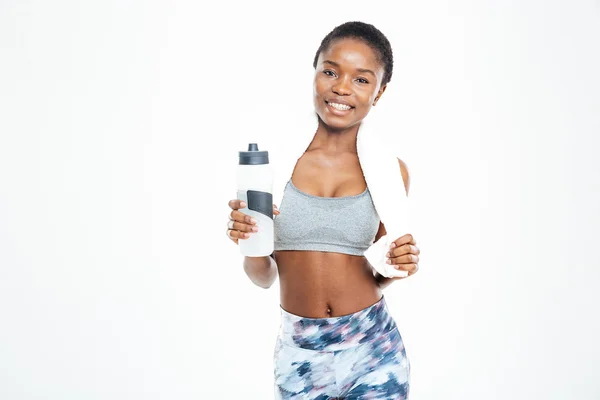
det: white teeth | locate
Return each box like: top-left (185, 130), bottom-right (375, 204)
top-left (328, 102), bottom-right (351, 111)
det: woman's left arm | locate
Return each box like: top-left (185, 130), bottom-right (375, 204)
top-left (373, 158), bottom-right (420, 289)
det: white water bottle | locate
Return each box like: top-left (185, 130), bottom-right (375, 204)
top-left (236, 143), bottom-right (274, 257)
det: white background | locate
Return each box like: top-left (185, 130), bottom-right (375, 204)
top-left (1, 1), bottom-right (599, 399)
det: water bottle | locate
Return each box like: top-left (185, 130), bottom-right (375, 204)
top-left (237, 143), bottom-right (274, 257)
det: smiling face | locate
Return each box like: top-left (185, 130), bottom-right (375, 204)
top-left (313, 37), bottom-right (387, 131)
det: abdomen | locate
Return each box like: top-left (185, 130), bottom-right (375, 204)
top-left (274, 250), bottom-right (382, 318)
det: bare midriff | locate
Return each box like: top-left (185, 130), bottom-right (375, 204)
top-left (274, 250), bottom-right (383, 318)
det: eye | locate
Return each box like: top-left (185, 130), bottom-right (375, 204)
top-left (323, 70), bottom-right (336, 77)
top-left (356, 77), bottom-right (369, 84)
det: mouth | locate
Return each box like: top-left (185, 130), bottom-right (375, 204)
top-left (325, 100), bottom-right (354, 115)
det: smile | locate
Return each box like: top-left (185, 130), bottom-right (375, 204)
top-left (325, 101), bottom-right (354, 113)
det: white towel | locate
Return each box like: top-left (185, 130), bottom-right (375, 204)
top-left (266, 108), bottom-right (412, 278)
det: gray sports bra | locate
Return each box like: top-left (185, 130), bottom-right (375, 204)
top-left (273, 179), bottom-right (381, 256)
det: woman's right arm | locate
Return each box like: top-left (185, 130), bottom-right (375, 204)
top-left (227, 199), bottom-right (280, 289)
top-left (243, 255), bottom-right (278, 289)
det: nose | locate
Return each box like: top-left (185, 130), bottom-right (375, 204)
top-left (332, 76), bottom-right (352, 96)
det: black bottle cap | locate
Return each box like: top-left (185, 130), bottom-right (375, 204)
top-left (239, 143), bottom-right (269, 165)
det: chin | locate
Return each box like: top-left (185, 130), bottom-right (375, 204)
top-left (316, 111), bottom-right (344, 129)
top-left (325, 115), bottom-right (363, 133)
top-left (315, 108), bottom-right (352, 129)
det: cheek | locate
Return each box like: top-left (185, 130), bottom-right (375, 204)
top-left (313, 77), bottom-right (328, 95)
top-left (355, 91), bottom-right (375, 107)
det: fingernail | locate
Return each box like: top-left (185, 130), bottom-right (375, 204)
top-left (252, 226), bottom-right (259, 232)
top-left (390, 242), bottom-right (396, 248)
top-left (240, 202), bottom-right (247, 208)
top-left (250, 218), bottom-right (257, 224)
top-left (386, 252), bottom-right (391, 257)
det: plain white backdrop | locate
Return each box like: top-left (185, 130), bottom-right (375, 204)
top-left (1, 1), bottom-right (599, 399)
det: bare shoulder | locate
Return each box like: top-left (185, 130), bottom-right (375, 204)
top-left (397, 158), bottom-right (410, 196)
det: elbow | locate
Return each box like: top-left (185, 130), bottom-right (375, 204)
top-left (243, 258), bottom-right (278, 289)
top-left (257, 280), bottom-right (275, 289)
top-left (250, 275), bottom-right (276, 289)
top-left (255, 269), bottom-right (278, 289)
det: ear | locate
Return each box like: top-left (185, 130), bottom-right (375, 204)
top-left (372, 84), bottom-right (387, 106)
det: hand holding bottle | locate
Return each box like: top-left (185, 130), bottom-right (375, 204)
top-left (226, 201), bottom-right (280, 245)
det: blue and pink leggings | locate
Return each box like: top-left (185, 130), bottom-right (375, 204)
top-left (273, 296), bottom-right (410, 399)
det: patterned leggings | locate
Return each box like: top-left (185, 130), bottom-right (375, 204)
top-left (273, 296), bottom-right (410, 399)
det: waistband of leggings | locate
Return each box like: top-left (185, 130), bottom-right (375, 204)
top-left (278, 295), bottom-right (396, 352)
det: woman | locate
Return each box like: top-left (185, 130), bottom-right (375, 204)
top-left (226, 21), bottom-right (420, 399)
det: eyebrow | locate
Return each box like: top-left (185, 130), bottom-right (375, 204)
top-left (323, 60), bottom-right (376, 77)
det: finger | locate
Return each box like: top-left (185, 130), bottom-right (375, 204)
top-left (227, 228), bottom-right (252, 240)
top-left (389, 233), bottom-right (416, 249)
top-left (230, 210), bottom-right (257, 225)
top-left (390, 265), bottom-right (418, 281)
top-left (225, 229), bottom-right (239, 244)
top-left (387, 244), bottom-right (419, 258)
top-left (407, 263), bottom-right (419, 275)
top-left (273, 204), bottom-right (280, 215)
top-left (228, 220), bottom-right (259, 233)
top-left (387, 253), bottom-right (419, 265)
top-left (393, 263), bottom-right (419, 273)
top-left (228, 199), bottom-right (247, 210)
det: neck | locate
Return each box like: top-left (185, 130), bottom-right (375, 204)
top-left (309, 115), bottom-right (361, 154)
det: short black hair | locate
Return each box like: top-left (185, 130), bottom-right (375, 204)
top-left (312, 21), bottom-right (394, 86)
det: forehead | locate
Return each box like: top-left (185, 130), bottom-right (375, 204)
top-left (318, 38), bottom-right (383, 72)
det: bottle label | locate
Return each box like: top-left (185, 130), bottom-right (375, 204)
top-left (237, 189), bottom-right (274, 257)
top-left (246, 190), bottom-right (273, 219)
